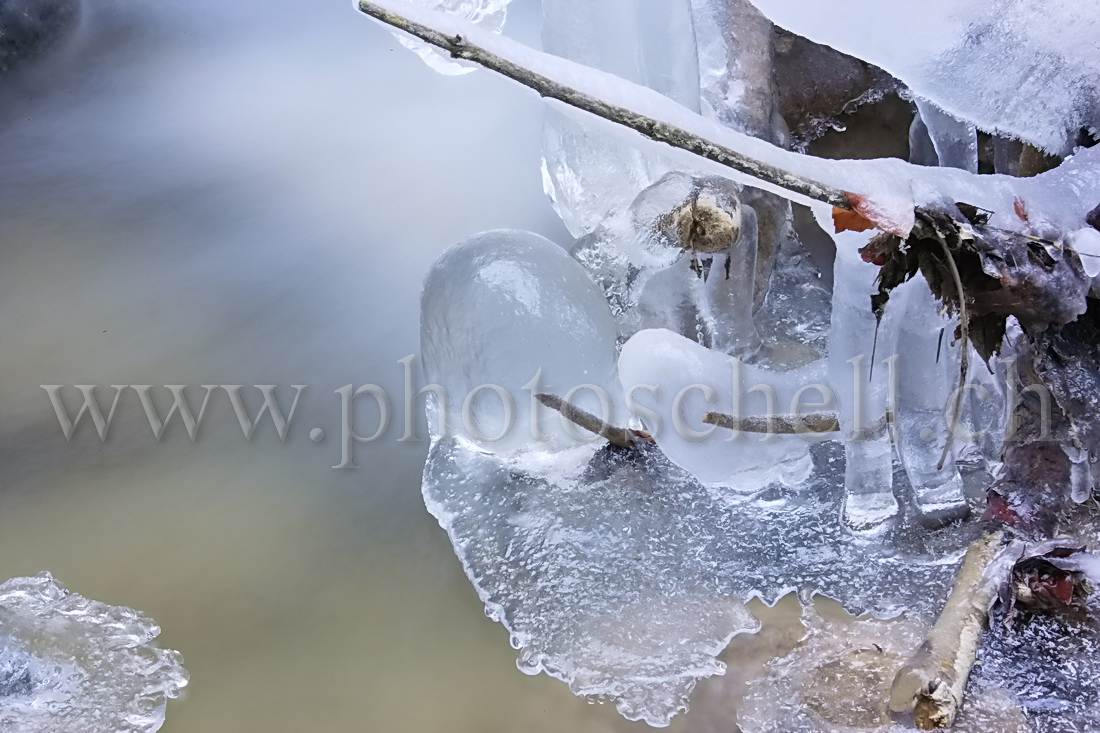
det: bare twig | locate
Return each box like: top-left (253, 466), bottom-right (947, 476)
top-left (357, 0), bottom-right (852, 210)
top-left (889, 531), bottom-right (1013, 729)
top-left (535, 393), bottom-right (650, 449)
top-left (703, 411), bottom-right (841, 435)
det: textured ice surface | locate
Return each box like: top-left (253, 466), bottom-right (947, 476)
top-left (421, 432), bottom-right (994, 724)
top-left (617, 328), bottom-right (823, 491)
top-left (421, 230), bottom-right (621, 454)
top-left (0, 573), bottom-right (187, 733)
top-left (388, 0), bottom-right (515, 75)
top-left (746, 0), bottom-right (1100, 154)
top-left (738, 610), bottom-right (1031, 732)
top-left (541, 0), bottom-right (699, 236)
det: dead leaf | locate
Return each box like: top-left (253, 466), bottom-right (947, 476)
top-left (833, 207), bottom-right (876, 233)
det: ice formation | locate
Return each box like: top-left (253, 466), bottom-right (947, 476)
top-left (421, 433), bottom-right (992, 726)
top-left (617, 328), bottom-right (821, 491)
top-left (571, 171), bottom-right (761, 356)
top-left (745, 0), bottom-right (1100, 154)
top-left (0, 573), bottom-right (187, 733)
top-left (388, 0), bottom-right (515, 75)
top-left (382, 0), bottom-right (1100, 726)
top-left (541, 0), bottom-right (700, 236)
top-left (420, 230), bottom-right (621, 454)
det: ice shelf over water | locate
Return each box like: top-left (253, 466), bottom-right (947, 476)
top-left (421, 429), bottom-right (995, 726)
top-left (0, 573), bottom-right (187, 733)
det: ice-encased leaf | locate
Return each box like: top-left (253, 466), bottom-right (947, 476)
top-left (744, 0), bottom-right (1100, 154)
top-left (738, 611), bottom-right (1031, 732)
top-left (422, 430), bottom-right (993, 724)
top-left (420, 229), bottom-right (621, 454)
top-left (0, 573), bottom-right (187, 733)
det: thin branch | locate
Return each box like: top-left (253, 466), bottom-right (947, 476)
top-left (536, 393), bottom-right (650, 449)
top-left (357, 0), bottom-right (852, 210)
top-left (889, 531), bottom-right (1012, 729)
top-left (703, 411), bottom-right (841, 435)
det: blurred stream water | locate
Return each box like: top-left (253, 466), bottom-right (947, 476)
top-left (0, 2), bottom-right (819, 730)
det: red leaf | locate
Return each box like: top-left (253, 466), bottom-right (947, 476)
top-left (833, 207), bottom-right (876, 234)
top-left (1014, 196), bottom-right (1029, 223)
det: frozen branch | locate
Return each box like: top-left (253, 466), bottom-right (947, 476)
top-left (889, 531), bottom-right (1013, 729)
top-left (535, 393), bottom-right (650, 449)
top-left (357, 0), bottom-right (852, 210)
top-left (703, 411), bottom-right (840, 435)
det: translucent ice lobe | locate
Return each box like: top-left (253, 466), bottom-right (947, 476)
top-left (390, 0), bottom-right (514, 75)
top-left (617, 328), bottom-right (823, 491)
top-left (745, 0), bottom-right (1100, 153)
top-left (0, 574), bottom-right (187, 733)
top-left (420, 230), bottom-right (621, 453)
top-left (541, 0), bottom-right (700, 236)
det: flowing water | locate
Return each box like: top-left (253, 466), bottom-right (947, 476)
top-left (0, 2), bottom-right (817, 730)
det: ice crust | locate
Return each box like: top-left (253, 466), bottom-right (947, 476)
top-left (421, 433), bottom-right (992, 726)
top-left (745, 0), bottom-right (1100, 154)
top-left (0, 573), bottom-right (187, 733)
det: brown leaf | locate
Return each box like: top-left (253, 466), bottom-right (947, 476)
top-left (833, 206), bottom-right (876, 233)
top-left (1014, 196), bottom-right (1029, 223)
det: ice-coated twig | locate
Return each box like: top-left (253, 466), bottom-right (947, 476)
top-left (357, 0), bottom-right (852, 210)
top-left (889, 531), bottom-right (1013, 729)
top-left (535, 393), bottom-right (650, 448)
top-left (703, 410), bottom-right (840, 435)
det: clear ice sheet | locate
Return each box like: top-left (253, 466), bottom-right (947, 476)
top-left (0, 573), bottom-right (187, 733)
top-left (421, 432), bottom-right (993, 725)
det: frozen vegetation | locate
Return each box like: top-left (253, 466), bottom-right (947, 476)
top-left (365, 0), bottom-right (1100, 727)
